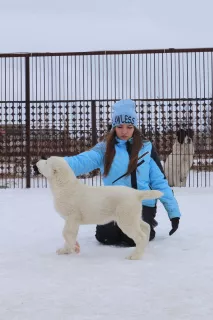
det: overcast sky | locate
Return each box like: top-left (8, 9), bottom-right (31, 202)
top-left (0, 0), bottom-right (212, 53)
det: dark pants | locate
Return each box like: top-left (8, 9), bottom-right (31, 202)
top-left (95, 205), bottom-right (157, 247)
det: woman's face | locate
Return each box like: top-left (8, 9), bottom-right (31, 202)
top-left (115, 124), bottom-right (135, 140)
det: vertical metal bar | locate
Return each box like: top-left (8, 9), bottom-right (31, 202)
top-left (211, 53), bottom-right (213, 186)
top-left (19, 58), bottom-right (23, 189)
top-left (117, 54), bottom-right (120, 100)
top-left (130, 54), bottom-right (132, 98)
top-left (4, 58), bottom-right (8, 188)
top-left (110, 55), bottom-right (112, 100)
top-left (0, 58), bottom-right (2, 188)
top-left (138, 54), bottom-right (140, 128)
top-left (114, 54), bottom-right (116, 100)
top-left (194, 52), bottom-right (199, 187)
top-left (145, 54), bottom-right (148, 133)
top-left (90, 55), bottom-right (93, 147)
top-left (207, 52), bottom-right (210, 187)
top-left (91, 100), bottom-right (97, 146)
top-left (12, 57), bottom-right (15, 188)
top-left (121, 54), bottom-right (123, 98)
top-left (25, 56), bottom-right (31, 188)
top-left (203, 52), bottom-right (207, 187)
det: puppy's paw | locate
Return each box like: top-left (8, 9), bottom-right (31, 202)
top-left (56, 247), bottom-right (74, 255)
top-left (74, 241), bottom-right (80, 254)
top-left (125, 252), bottom-right (143, 260)
top-left (125, 254), bottom-right (140, 260)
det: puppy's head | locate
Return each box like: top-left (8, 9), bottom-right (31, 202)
top-left (36, 158), bottom-right (51, 179)
top-left (176, 129), bottom-right (194, 144)
top-left (36, 156), bottom-right (73, 181)
top-left (176, 129), bottom-right (187, 144)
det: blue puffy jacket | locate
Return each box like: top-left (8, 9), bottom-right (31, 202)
top-left (64, 138), bottom-right (181, 219)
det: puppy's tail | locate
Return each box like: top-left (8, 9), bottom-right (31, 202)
top-left (136, 189), bottom-right (163, 201)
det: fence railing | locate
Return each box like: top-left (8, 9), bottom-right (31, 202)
top-left (1, 48), bottom-right (213, 188)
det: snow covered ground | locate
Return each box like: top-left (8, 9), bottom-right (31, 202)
top-left (0, 186), bottom-right (213, 320)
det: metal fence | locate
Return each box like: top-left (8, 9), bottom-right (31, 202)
top-left (0, 48), bottom-right (213, 188)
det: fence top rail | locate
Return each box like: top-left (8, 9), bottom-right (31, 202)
top-left (0, 97), bottom-right (212, 104)
top-left (1, 47), bottom-right (213, 58)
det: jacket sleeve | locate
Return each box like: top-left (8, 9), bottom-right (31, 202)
top-left (149, 152), bottom-right (181, 220)
top-left (64, 142), bottom-right (105, 177)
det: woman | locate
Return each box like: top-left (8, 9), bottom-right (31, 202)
top-left (64, 99), bottom-right (181, 247)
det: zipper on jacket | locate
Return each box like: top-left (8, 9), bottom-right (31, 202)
top-left (112, 151), bottom-right (149, 184)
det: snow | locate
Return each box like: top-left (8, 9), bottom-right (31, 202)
top-left (0, 185), bottom-right (213, 320)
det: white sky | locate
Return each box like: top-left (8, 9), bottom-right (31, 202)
top-left (0, 0), bottom-right (213, 53)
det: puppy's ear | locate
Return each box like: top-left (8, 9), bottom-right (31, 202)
top-left (176, 129), bottom-right (186, 144)
top-left (107, 123), bottom-right (112, 132)
top-left (52, 167), bottom-right (57, 174)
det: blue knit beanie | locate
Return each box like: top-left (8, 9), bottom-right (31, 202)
top-left (111, 99), bottom-right (138, 128)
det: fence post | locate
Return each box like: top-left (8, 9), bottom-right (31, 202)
top-left (91, 100), bottom-right (97, 145)
top-left (25, 56), bottom-right (31, 188)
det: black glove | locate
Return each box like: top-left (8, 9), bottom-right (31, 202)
top-left (169, 217), bottom-right (180, 236)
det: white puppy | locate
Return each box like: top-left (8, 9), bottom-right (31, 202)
top-left (36, 156), bottom-right (163, 260)
top-left (164, 129), bottom-right (194, 187)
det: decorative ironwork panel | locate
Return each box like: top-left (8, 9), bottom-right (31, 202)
top-left (0, 55), bottom-right (27, 188)
top-left (1, 49), bottom-right (213, 187)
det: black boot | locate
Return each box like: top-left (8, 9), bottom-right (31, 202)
top-left (95, 221), bottom-right (122, 245)
top-left (120, 233), bottom-right (136, 247)
top-left (142, 205), bottom-right (158, 241)
top-left (95, 206), bottom-right (158, 247)
top-left (119, 206), bottom-right (158, 246)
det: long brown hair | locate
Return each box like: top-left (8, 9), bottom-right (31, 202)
top-left (103, 127), bottom-right (143, 177)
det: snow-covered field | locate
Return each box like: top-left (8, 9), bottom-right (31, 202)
top-left (0, 184), bottom-right (213, 320)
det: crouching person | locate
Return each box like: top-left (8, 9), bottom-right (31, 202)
top-left (64, 99), bottom-right (181, 246)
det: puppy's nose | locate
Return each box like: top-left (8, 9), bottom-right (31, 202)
top-left (32, 156), bottom-right (46, 175)
top-left (33, 163), bottom-right (40, 175)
